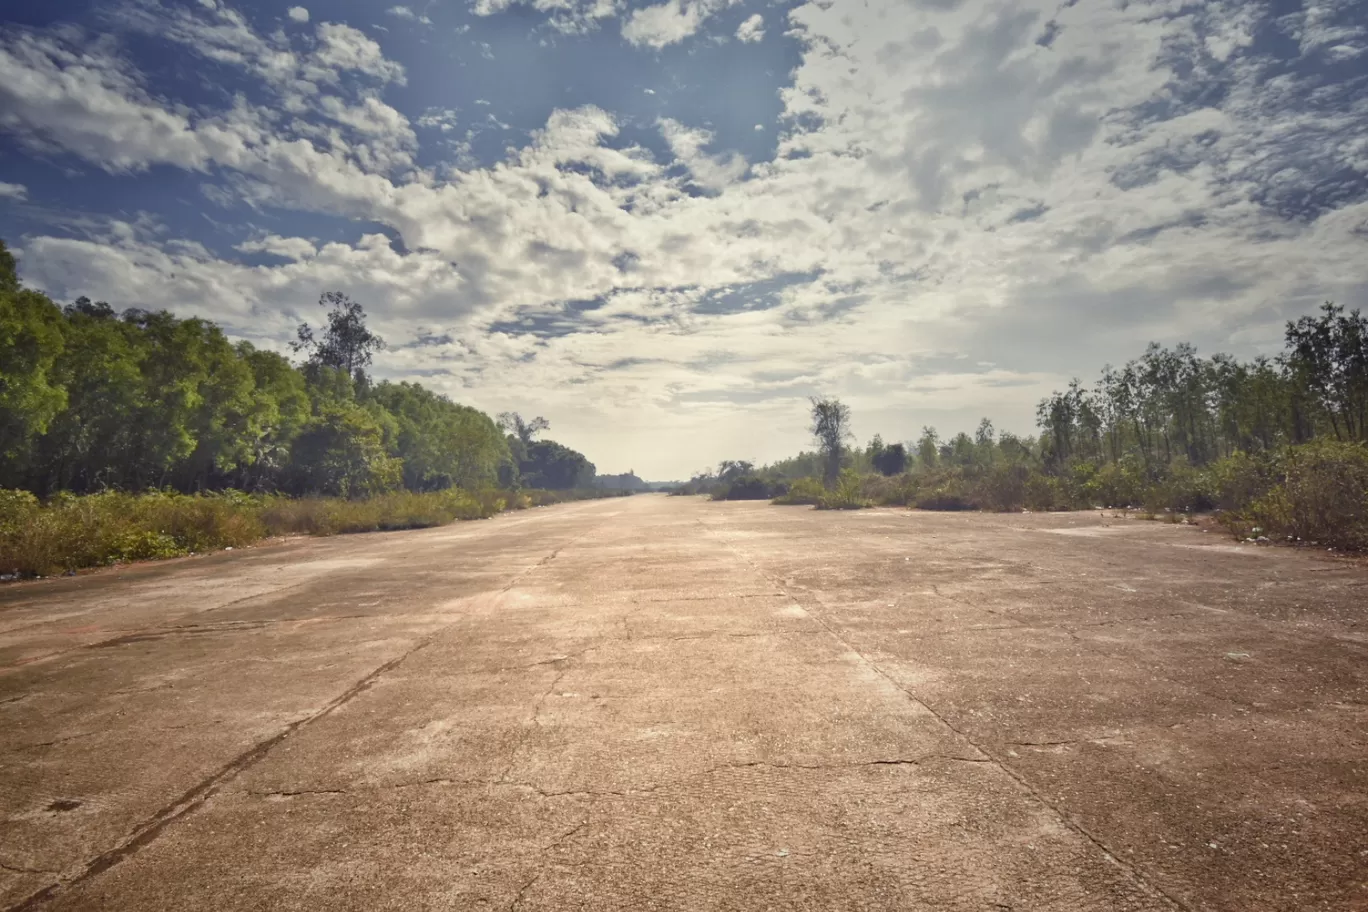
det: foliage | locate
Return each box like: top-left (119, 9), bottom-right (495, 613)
top-left (0, 260), bottom-right (607, 503)
top-left (519, 439), bottom-right (596, 490)
top-left (815, 468), bottom-right (872, 510)
top-left (772, 477), bottom-right (827, 505)
top-left (0, 263), bottom-right (67, 468)
top-left (712, 475), bottom-right (785, 501)
top-left (0, 485), bottom-right (631, 579)
top-left (291, 291), bottom-right (386, 384)
top-left (1227, 440), bottom-right (1368, 551)
top-left (809, 397), bottom-right (852, 485)
top-left (868, 437), bottom-right (909, 476)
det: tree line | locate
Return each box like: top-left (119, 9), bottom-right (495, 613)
top-left (0, 240), bottom-right (595, 499)
top-left (686, 303), bottom-right (1368, 534)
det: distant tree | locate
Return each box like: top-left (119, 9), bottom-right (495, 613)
top-left (498, 412), bottom-right (551, 446)
top-left (1284, 302), bottom-right (1368, 443)
top-left (0, 239), bottom-right (17, 293)
top-left (0, 272), bottom-right (67, 474)
top-left (809, 397), bottom-right (852, 486)
top-left (872, 442), bottom-right (908, 476)
top-left (717, 459), bottom-right (755, 482)
top-left (291, 291), bottom-right (386, 384)
top-left (520, 439), bottom-right (595, 489)
top-left (915, 426), bottom-right (940, 469)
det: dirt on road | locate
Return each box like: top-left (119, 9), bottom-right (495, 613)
top-left (1, 496), bottom-right (1365, 911)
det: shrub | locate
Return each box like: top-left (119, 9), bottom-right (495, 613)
top-left (861, 472), bottom-right (918, 506)
top-left (772, 477), bottom-right (826, 505)
top-left (1234, 440), bottom-right (1368, 550)
top-left (1024, 474), bottom-right (1066, 511)
top-left (817, 469), bottom-right (872, 510)
top-left (1142, 464), bottom-right (1216, 514)
top-left (1205, 451), bottom-right (1279, 511)
top-left (979, 464), bottom-right (1028, 512)
top-left (713, 475), bottom-right (781, 501)
top-left (0, 484), bottom-right (624, 579)
top-left (1087, 458), bottom-right (1149, 509)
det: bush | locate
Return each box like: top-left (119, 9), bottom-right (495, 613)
top-left (1205, 451), bottom-right (1278, 511)
top-left (901, 467), bottom-right (973, 510)
top-left (1232, 440), bottom-right (1368, 550)
top-left (772, 477), bottom-right (826, 505)
top-left (0, 485), bottom-right (627, 579)
top-left (713, 475), bottom-right (783, 501)
top-left (980, 463), bottom-right (1028, 511)
top-left (816, 469), bottom-right (872, 510)
top-left (1142, 464), bottom-right (1216, 514)
top-left (861, 472), bottom-right (918, 506)
top-left (1024, 474), bottom-right (1066, 511)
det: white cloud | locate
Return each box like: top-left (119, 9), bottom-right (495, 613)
top-left (386, 6), bottom-right (433, 25)
top-left (287, 6), bottom-right (309, 23)
top-left (622, 0), bottom-right (735, 48)
top-left (735, 13), bottom-right (763, 42)
top-left (3, 0), bottom-right (1367, 477)
top-left (309, 22), bottom-right (406, 85)
top-left (0, 182), bottom-right (29, 200)
top-left (236, 234), bottom-right (317, 260)
top-left (417, 107), bottom-right (460, 132)
top-left (658, 118), bottom-right (747, 190)
top-left (470, 0), bottom-right (620, 34)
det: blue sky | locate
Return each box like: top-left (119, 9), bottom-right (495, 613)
top-left (1, 0), bottom-right (1366, 479)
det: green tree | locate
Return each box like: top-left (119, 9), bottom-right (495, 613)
top-left (1285, 302), bottom-right (1368, 442)
top-left (0, 270), bottom-right (67, 476)
top-left (809, 397), bottom-right (852, 486)
top-left (520, 439), bottom-right (595, 489)
top-left (288, 405), bottom-right (402, 498)
top-left (292, 291), bottom-right (386, 385)
top-left (871, 442), bottom-right (908, 476)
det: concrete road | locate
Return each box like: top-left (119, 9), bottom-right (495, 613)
top-left (2, 496), bottom-right (1365, 911)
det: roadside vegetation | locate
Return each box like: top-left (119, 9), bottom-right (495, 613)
top-left (0, 240), bottom-right (619, 578)
top-left (686, 303), bottom-right (1368, 551)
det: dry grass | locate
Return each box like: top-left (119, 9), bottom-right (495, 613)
top-left (0, 486), bottom-right (623, 578)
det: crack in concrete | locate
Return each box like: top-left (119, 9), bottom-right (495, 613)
top-left (5, 513), bottom-right (635, 912)
top-left (507, 871), bottom-right (543, 912)
top-left (16, 731), bottom-right (96, 751)
top-left (6, 639), bottom-right (434, 912)
top-left (0, 863), bottom-right (61, 877)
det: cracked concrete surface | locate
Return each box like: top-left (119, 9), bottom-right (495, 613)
top-left (1, 497), bottom-right (1366, 910)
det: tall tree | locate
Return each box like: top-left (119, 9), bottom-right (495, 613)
top-left (809, 397), bottom-right (852, 486)
top-left (1285, 302), bottom-right (1368, 443)
top-left (291, 291), bottom-right (386, 384)
top-left (497, 412), bottom-right (550, 446)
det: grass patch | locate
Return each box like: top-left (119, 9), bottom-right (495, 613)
top-left (0, 486), bottom-right (627, 579)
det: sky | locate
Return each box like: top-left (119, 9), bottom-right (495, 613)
top-left (1, 0), bottom-right (1366, 480)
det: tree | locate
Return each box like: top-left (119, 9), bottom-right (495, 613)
top-left (1285, 302), bottom-right (1368, 443)
top-left (916, 427), bottom-right (940, 469)
top-left (288, 405), bottom-right (401, 498)
top-left (809, 397), bottom-right (852, 486)
top-left (0, 278), bottom-right (67, 476)
top-left (0, 240), bottom-right (17, 294)
top-left (872, 442), bottom-right (908, 476)
top-left (373, 382), bottom-right (509, 491)
top-left (520, 439), bottom-right (595, 489)
top-left (497, 412), bottom-right (550, 446)
top-left (717, 460), bottom-right (755, 482)
top-left (291, 291), bottom-right (386, 384)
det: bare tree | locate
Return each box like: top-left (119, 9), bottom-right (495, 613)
top-left (809, 397), bottom-right (852, 486)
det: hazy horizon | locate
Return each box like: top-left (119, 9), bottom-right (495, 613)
top-left (2, 0), bottom-right (1365, 479)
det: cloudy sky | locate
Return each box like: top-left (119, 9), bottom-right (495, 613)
top-left (1, 0), bottom-right (1366, 479)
